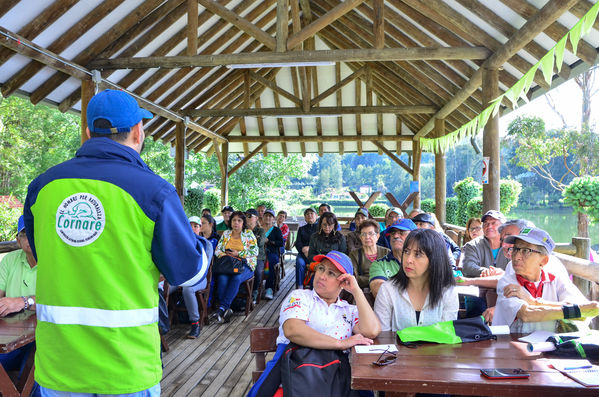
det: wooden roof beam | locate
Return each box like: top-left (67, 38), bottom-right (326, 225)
top-left (226, 135), bottom-right (414, 143)
top-left (311, 65), bottom-right (366, 106)
top-left (287, 0), bottom-right (366, 49)
top-left (198, 0), bottom-right (276, 50)
top-left (372, 141), bottom-right (413, 174)
top-left (184, 105), bottom-right (437, 117)
top-left (249, 70), bottom-right (301, 105)
top-left (414, 0), bottom-right (581, 139)
top-left (187, 0), bottom-right (198, 55)
top-left (88, 47), bottom-right (491, 69)
top-left (228, 143), bottom-right (266, 176)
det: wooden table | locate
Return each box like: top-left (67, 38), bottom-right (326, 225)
top-left (351, 331), bottom-right (598, 396)
top-left (0, 311), bottom-right (36, 397)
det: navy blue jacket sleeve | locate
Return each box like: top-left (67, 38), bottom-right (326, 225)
top-left (151, 189), bottom-right (209, 287)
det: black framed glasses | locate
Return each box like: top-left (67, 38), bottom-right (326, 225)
top-left (507, 246), bottom-right (543, 258)
top-left (372, 347), bottom-right (397, 366)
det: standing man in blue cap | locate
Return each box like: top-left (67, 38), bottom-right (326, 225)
top-left (24, 89), bottom-right (210, 396)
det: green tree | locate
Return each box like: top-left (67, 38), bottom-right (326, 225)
top-left (0, 96), bottom-right (80, 200)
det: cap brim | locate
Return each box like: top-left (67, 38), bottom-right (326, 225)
top-left (140, 108), bottom-right (153, 119)
top-left (313, 254), bottom-right (347, 274)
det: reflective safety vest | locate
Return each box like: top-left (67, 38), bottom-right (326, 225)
top-left (31, 178), bottom-right (161, 393)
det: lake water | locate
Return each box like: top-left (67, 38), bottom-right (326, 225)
top-left (509, 208), bottom-right (598, 249)
top-left (334, 206), bottom-right (598, 249)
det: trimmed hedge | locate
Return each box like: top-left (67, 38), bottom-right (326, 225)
top-left (421, 198), bottom-right (435, 214)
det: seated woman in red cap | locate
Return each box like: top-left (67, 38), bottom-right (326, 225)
top-left (247, 251), bottom-right (380, 397)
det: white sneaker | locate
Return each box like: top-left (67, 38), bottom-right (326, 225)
top-left (264, 288), bottom-right (274, 300)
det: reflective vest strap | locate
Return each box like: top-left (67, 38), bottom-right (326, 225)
top-left (37, 304), bottom-right (158, 328)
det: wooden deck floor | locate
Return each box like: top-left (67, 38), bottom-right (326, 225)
top-left (160, 258), bottom-right (295, 397)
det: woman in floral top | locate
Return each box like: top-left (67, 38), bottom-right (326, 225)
top-left (212, 211), bottom-right (258, 323)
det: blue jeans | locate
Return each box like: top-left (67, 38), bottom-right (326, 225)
top-left (216, 265), bottom-right (254, 311)
top-left (295, 254), bottom-right (308, 288)
top-left (253, 259), bottom-right (265, 293)
top-left (265, 252), bottom-right (279, 290)
top-left (0, 342), bottom-right (40, 397)
top-left (40, 384), bottom-right (160, 397)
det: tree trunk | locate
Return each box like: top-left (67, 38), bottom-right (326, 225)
top-left (577, 211), bottom-right (589, 238)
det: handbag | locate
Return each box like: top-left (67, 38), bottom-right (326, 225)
top-left (213, 255), bottom-right (243, 275)
top-left (281, 343), bottom-right (359, 397)
top-left (397, 316), bottom-right (497, 346)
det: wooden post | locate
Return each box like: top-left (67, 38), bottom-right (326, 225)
top-left (220, 142), bottom-right (229, 208)
top-left (80, 80), bottom-right (94, 144)
top-left (482, 67), bottom-right (500, 212)
top-left (434, 118), bottom-right (446, 224)
top-left (412, 140), bottom-right (421, 209)
top-left (572, 237), bottom-right (592, 297)
top-left (187, 0), bottom-right (198, 56)
top-left (276, 0), bottom-right (289, 52)
top-left (175, 122), bottom-right (186, 205)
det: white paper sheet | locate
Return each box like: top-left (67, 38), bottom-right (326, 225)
top-left (517, 330), bottom-right (554, 344)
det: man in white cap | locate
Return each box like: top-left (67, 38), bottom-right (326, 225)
top-left (493, 227), bottom-right (598, 333)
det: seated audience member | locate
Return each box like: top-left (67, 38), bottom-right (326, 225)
top-left (181, 216), bottom-right (215, 339)
top-left (458, 218), bottom-right (532, 321)
top-left (256, 204), bottom-right (266, 228)
top-left (212, 211), bottom-right (258, 323)
top-left (346, 208), bottom-right (370, 252)
top-left (0, 216), bottom-right (38, 391)
top-left (247, 251), bottom-right (380, 397)
top-left (294, 208), bottom-right (318, 288)
top-left (263, 209), bottom-right (284, 300)
top-left (461, 210), bottom-right (509, 277)
top-left (349, 219), bottom-right (390, 289)
top-left (493, 227), bottom-right (599, 333)
top-left (408, 208), bottom-right (424, 219)
top-left (316, 203), bottom-right (342, 231)
top-left (199, 214), bottom-right (220, 251)
top-left (202, 207), bottom-right (212, 217)
top-left (374, 229), bottom-right (458, 332)
top-left (464, 217), bottom-right (483, 244)
top-left (307, 212), bottom-right (347, 263)
top-left (276, 210), bottom-right (289, 246)
top-left (377, 207), bottom-right (403, 248)
top-left (216, 205), bottom-right (234, 231)
top-left (246, 209), bottom-right (266, 304)
top-left (369, 219), bottom-right (417, 297)
top-left (412, 212), bottom-right (460, 267)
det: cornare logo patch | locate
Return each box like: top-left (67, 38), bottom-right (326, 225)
top-left (56, 193), bottom-right (105, 247)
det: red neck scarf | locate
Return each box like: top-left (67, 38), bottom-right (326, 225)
top-left (516, 270), bottom-right (555, 298)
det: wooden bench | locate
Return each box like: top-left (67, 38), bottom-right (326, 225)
top-left (250, 327), bottom-right (279, 383)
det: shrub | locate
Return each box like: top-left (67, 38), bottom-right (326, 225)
top-left (563, 176), bottom-right (599, 223)
top-left (184, 188), bottom-right (204, 217)
top-left (445, 196), bottom-right (459, 225)
top-left (0, 198), bottom-right (21, 242)
top-left (466, 197), bottom-right (483, 219)
top-left (500, 179), bottom-right (522, 215)
top-left (368, 204), bottom-right (387, 217)
top-left (254, 199), bottom-right (275, 210)
top-left (420, 198), bottom-right (435, 214)
top-left (203, 189), bottom-right (221, 215)
top-left (454, 177), bottom-right (482, 226)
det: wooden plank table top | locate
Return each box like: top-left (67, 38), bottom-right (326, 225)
top-left (0, 311), bottom-right (36, 353)
top-left (0, 311), bottom-right (36, 397)
top-left (351, 331), bottom-right (598, 397)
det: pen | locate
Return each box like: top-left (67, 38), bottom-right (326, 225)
top-left (564, 365), bottom-right (592, 370)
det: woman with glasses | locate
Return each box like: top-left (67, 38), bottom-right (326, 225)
top-left (346, 207), bottom-right (370, 252)
top-left (493, 227), bottom-right (598, 333)
top-left (247, 251), bottom-right (380, 397)
top-left (374, 229), bottom-right (458, 332)
top-left (349, 219), bottom-right (389, 289)
top-left (464, 217), bottom-right (483, 243)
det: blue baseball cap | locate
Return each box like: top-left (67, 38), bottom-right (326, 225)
top-left (87, 89), bottom-right (153, 134)
top-left (17, 215), bottom-right (25, 233)
top-left (264, 209), bottom-right (276, 217)
top-left (504, 227), bottom-right (555, 255)
top-left (355, 207), bottom-right (369, 218)
top-left (385, 219), bottom-right (417, 236)
top-left (313, 250), bottom-right (353, 275)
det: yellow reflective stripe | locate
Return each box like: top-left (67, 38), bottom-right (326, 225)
top-left (37, 304), bottom-right (158, 327)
